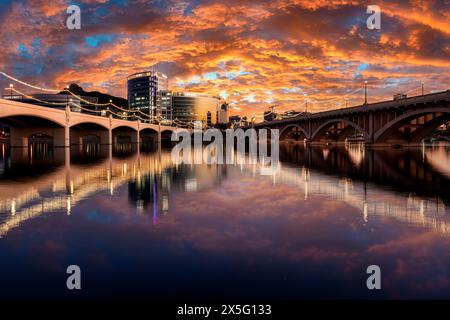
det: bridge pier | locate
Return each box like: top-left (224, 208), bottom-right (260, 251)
top-left (65, 126), bottom-right (70, 147)
top-left (108, 128), bottom-right (112, 145)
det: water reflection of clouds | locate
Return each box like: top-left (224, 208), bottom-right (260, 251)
top-left (12, 169), bottom-right (450, 298)
top-left (1, 145), bottom-right (450, 298)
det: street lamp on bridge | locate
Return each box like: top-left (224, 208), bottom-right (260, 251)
top-left (421, 81), bottom-right (424, 96)
top-left (65, 85), bottom-right (70, 108)
top-left (364, 80), bottom-right (368, 105)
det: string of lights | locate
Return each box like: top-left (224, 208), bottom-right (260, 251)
top-left (0, 71), bottom-right (158, 120)
top-left (10, 87), bottom-right (155, 121)
top-left (309, 87), bottom-right (363, 104)
top-left (2, 71), bottom-right (431, 127)
top-left (10, 87), bottom-right (72, 106)
top-left (0, 72), bottom-right (60, 92)
top-left (71, 102), bottom-right (104, 114)
top-left (404, 84), bottom-right (423, 94)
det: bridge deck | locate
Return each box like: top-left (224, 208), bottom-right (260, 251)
top-left (250, 90), bottom-right (450, 127)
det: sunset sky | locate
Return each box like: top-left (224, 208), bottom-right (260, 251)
top-left (0, 0), bottom-right (449, 117)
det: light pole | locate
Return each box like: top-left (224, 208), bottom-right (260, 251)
top-left (421, 81), bottom-right (424, 96)
top-left (345, 98), bottom-right (348, 108)
top-left (65, 85), bottom-right (69, 109)
top-left (364, 81), bottom-right (368, 105)
top-left (305, 99), bottom-right (308, 113)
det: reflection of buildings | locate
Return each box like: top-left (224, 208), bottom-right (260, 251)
top-left (127, 163), bottom-right (226, 216)
top-left (128, 171), bottom-right (169, 215)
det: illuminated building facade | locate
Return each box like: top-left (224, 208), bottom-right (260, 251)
top-left (127, 71), bottom-right (169, 121)
top-left (171, 92), bottom-right (220, 127)
top-left (157, 90), bottom-right (174, 125)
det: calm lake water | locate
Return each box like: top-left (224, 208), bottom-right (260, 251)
top-left (0, 142), bottom-right (449, 299)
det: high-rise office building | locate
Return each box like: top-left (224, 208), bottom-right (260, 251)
top-left (127, 70), bottom-right (168, 121)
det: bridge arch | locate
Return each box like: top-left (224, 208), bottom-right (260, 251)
top-left (0, 115), bottom-right (66, 147)
top-left (70, 122), bottom-right (110, 145)
top-left (311, 118), bottom-right (368, 143)
top-left (140, 127), bottom-right (159, 134)
top-left (140, 127), bottom-right (159, 145)
top-left (111, 123), bottom-right (137, 131)
top-left (69, 120), bottom-right (109, 131)
top-left (0, 114), bottom-right (65, 128)
top-left (279, 125), bottom-right (309, 141)
top-left (374, 107), bottom-right (450, 144)
top-left (112, 125), bottom-right (139, 144)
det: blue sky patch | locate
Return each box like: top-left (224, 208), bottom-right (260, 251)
top-left (85, 34), bottom-right (114, 48)
top-left (17, 43), bottom-right (32, 59)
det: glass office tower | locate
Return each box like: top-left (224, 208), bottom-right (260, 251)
top-left (127, 71), bottom-right (168, 122)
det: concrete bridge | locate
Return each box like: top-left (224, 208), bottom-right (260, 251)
top-left (249, 90), bottom-right (450, 146)
top-left (0, 98), bottom-right (178, 147)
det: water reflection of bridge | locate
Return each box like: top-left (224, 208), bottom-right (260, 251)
top-left (0, 147), bottom-right (167, 237)
top-left (280, 144), bottom-right (450, 205)
top-left (0, 143), bottom-right (449, 238)
top-left (274, 144), bottom-right (450, 232)
top-left (0, 144), bottom-right (226, 238)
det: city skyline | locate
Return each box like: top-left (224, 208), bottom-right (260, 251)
top-left (0, 0), bottom-right (449, 117)
top-left (1, 0), bottom-right (450, 306)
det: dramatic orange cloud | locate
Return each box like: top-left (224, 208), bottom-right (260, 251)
top-left (0, 0), bottom-right (449, 118)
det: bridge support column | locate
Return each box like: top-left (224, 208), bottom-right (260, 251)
top-left (137, 120), bottom-right (141, 147)
top-left (65, 104), bottom-right (71, 148)
top-left (108, 114), bottom-right (113, 145)
top-left (64, 125), bottom-right (70, 148)
top-left (108, 129), bottom-right (112, 145)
